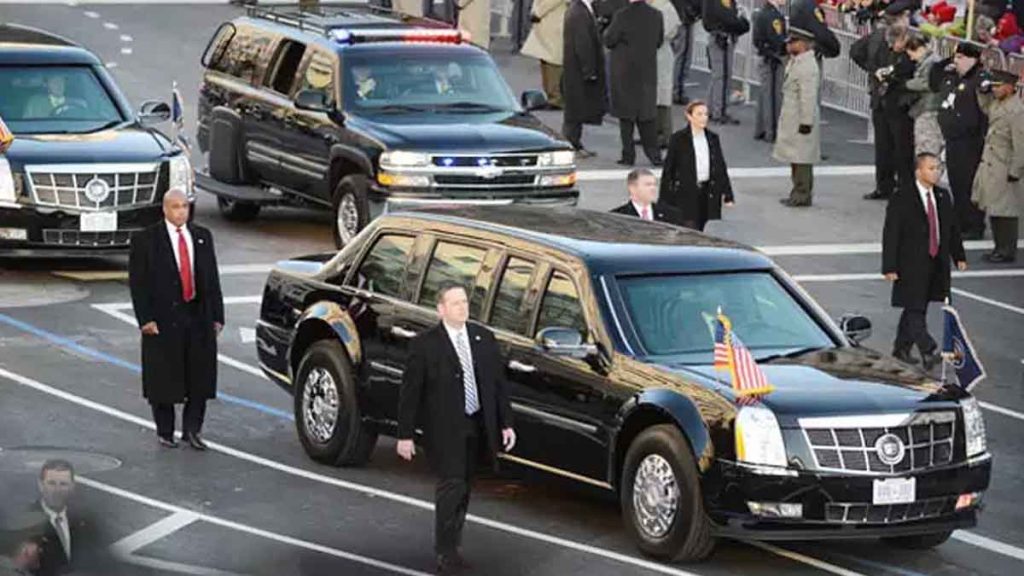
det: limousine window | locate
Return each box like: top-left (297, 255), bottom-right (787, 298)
top-left (490, 257), bottom-right (536, 336)
top-left (418, 241), bottom-right (487, 318)
top-left (617, 272), bottom-right (832, 361)
top-left (536, 271), bottom-right (587, 340)
top-left (356, 234), bottom-right (414, 298)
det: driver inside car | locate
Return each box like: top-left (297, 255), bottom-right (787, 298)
top-left (23, 75), bottom-right (69, 118)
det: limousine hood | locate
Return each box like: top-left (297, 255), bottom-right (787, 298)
top-left (350, 112), bottom-right (567, 153)
top-left (4, 125), bottom-right (173, 170)
top-left (667, 347), bottom-right (966, 426)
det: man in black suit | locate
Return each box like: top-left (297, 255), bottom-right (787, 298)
top-left (129, 188), bottom-right (225, 450)
top-left (883, 153), bottom-right (967, 369)
top-left (17, 460), bottom-right (87, 576)
top-left (397, 284), bottom-right (516, 574)
top-left (611, 168), bottom-right (682, 223)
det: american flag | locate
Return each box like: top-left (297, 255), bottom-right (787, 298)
top-left (713, 312), bottom-right (775, 398)
top-left (0, 115), bottom-right (12, 154)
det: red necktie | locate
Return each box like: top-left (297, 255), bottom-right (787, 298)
top-left (926, 190), bottom-right (938, 258)
top-left (641, 205), bottom-right (651, 221)
top-left (177, 228), bottom-right (194, 301)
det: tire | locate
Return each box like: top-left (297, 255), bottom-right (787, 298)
top-left (621, 424), bottom-right (715, 562)
top-left (882, 530), bottom-right (953, 550)
top-left (217, 196), bottom-right (261, 222)
top-left (293, 340), bottom-right (378, 467)
top-left (331, 174), bottom-right (370, 248)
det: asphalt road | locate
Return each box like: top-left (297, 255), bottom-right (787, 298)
top-left (1, 3), bottom-right (1024, 576)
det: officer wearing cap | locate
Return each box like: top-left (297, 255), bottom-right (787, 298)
top-left (752, 0), bottom-right (786, 142)
top-left (972, 69), bottom-right (1023, 263)
top-left (701, 0), bottom-right (749, 124)
top-left (929, 42), bottom-right (989, 240)
top-left (774, 27), bottom-right (820, 207)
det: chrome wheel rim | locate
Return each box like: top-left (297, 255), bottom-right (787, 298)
top-left (632, 454), bottom-right (680, 539)
top-left (302, 367), bottom-right (339, 444)
top-left (336, 193), bottom-right (359, 244)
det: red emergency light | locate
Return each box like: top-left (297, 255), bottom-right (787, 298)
top-left (331, 28), bottom-right (466, 45)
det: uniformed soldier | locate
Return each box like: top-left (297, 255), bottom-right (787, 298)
top-left (773, 28), bottom-right (820, 207)
top-left (972, 70), bottom-right (1023, 263)
top-left (701, 0), bottom-right (749, 124)
top-left (904, 35), bottom-right (944, 160)
top-left (456, 0), bottom-right (492, 50)
top-left (929, 43), bottom-right (989, 240)
top-left (521, 0), bottom-right (570, 108)
top-left (752, 0), bottom-right (786, 142)
top-left (789, 0), bottom-right (840, 103)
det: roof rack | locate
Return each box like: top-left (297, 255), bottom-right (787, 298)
top-left (245, 2), bottom-right (454, 38)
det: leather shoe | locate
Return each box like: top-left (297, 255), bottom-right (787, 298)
top-left (863, 190), bottom-right (890, 201)
top-left (721, 115), bottom-right (741, 125)
top-left (921, 348), bottom-right (942, 371)
top-left (575, 148), bottom-right (596, 159)
top-left (892, 348), bottom-right (916, 365)
top-left (436, 553), bottom-right (467, 575)
top-left (616, 158), bottom-right (635, 166)
top-left (779, 198), bottom-right (811, 207)
top-left (962, 229), bottom-right (985, 241)
top-left (157, 436), bottom-right (179, 449)
top-left (185, 432), bottom-right (208, 451)
top-left (982, 251), bottom-right (1016, 263)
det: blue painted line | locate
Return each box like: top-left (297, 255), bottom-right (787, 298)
top-left (0, 312), bottom-right (294, 421)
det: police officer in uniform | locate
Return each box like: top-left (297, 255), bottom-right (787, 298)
top-left (789, 0), bottom-right (840, 80)
top-left (670, 0), bottom-right (702, 104)
top-left (752, 0), bottom-right (786, 142)
top-left (930, 43), bottom-right (989, 239)
top-left (701, 0), bottom-right (749, 124)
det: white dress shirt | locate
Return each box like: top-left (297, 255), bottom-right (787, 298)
top-left (692, 129), bottom-right (711, 183)
top-left (40, 501), bottom-right (71, 561)
top-left (165, 219), bottom-right (195, 280)
top-left (916, 180), bottom-right (940, 245)
top-left (443, 322), bottom-right (474, 368)
top-left (631, 200), bottom-right (654, 220)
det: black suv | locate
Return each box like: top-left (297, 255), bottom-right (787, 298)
top-left (255, 207), bottom-right (991, 561)
top-left (0, 25), bottom-right (193, 256)
top-left (195, 5), bottom-right (577, 247)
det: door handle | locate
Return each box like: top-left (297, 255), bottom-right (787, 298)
top-left (390, 326), bottom-right (417, 339)
top-left (508, 360), bottom-right (536, 373)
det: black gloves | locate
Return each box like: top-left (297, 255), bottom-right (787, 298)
top-left (798, 124), bottom-right (812, 134)
top-left (530, 14), bottom-right (541, 23)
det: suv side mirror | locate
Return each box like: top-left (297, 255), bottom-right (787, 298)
top-left (294, 89), bottom-right (331, 113)
top-left (536, 327), bottom-right (597, 358)
top-left (138, 100), bottom-right (171, 126)
top-left (520, 90), bottom-right (548, 112)
top-left (839, 314), bottom-right (872, 345)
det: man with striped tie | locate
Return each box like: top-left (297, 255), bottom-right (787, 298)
top-left (397, 284), bottom-right (516, 574)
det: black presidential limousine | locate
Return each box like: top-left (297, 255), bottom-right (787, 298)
top-left (255, 207), bottom-right (991, 561)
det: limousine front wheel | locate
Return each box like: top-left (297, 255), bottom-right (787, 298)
top-left (294, 341), bottom-right (377, 466)
top-left (621, 425), bottom-right (715, 562)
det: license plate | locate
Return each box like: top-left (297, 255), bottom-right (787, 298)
top-left (873, 477), bottom-right (916, 505)
top-left (80, 211), bottom-right (117, 232)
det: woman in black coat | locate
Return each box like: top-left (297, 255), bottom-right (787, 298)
top-left (659, 100), bottom-right (734, 231)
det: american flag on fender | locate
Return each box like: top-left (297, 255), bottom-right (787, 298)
top-left (713, 311), bottom-right (775, 398)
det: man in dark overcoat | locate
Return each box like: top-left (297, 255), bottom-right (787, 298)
top-left (129, 188), bottom-right (224, 450)
top-left (562, 0), bottom-right (607, 157)
top-left (603, 0), bottom-right (664, 167)
top-left (396, 284), bottom-right (515, 574)
top-left (882, 153), bottom-right (967, 369)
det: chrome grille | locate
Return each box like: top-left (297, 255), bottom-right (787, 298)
top-left (825, 496), bottom-right (957, 524)
top-left (430, 154), bottom-right (538, 168)
top-left (43, 229), bottom-right (135, 246)
top-left (25, 163), bottom-right (161, 211)
top-left (801, 412), bottom-right (956, 474)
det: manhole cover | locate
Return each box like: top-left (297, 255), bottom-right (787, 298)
top-left (0, 270), bottom-right (89, 308)
top-left (0, 446), bottom-right (122, 475)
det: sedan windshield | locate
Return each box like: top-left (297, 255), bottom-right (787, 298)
top-left (0, 65), bottom-right (124, 134)
top-left (341, 52), bottom-right (518, 114)
top-left (617, 272), bottom-right (834, 364)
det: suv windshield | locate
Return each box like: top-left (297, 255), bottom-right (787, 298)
top-left (0, 65), bottom-right (124, 134)
top-left (342, 52), bottom-right (518, 114)
top-left (617, 272), bottom-right (834, 364)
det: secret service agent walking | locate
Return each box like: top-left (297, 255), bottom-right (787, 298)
top-left (773, 28), bottom-right (820, 207)
top-left (752, 0), bottom-right (786, 142)
top-left (129, 188), bottom-right (224, 450)
top-left (397, 284), bottom-right (515, 574)
top-left (883, 153), bottom-right (967, 368)
top-left (701, 0), bottom-right (749, 124)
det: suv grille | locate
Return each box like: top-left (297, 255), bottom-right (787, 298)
top-left (26, 163), bottom-right (161, 211)
top-left (43, 229), bottom-right (135, 246)
top-left (825, 496), bottom-right (957, 524)
top-left (433, 174), bottom-right (536, 187)
top-left (431, 154), bottom-right (538, 168)
top-left (801, 412), bottom-right (956, 474)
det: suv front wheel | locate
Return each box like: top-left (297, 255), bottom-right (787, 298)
top-left (332, 174), bottom-right (370, 248)
top-left (621, 424), bottom-right (715, 562)
top-left (217, 197), bottom-right (261, 222)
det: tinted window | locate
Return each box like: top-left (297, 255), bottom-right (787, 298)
top-left (299, 49), bottom-right (337, 101)
top-left (203, 23), bottom-right (236, 71)
top-left (536, 271), bottom-right (587, 340)
top-left (213, 27), bottom-right (270, 84)
top-left (265, 39), bottom-right (306, 94)
top-left (419, 242), bottom-right (487, 317)
top-left (356, 235), bottom-right (414, 298)
top-left (490, 257), bottom-right (536, 335)
top-left (0, 66), bottom-right (123, 135)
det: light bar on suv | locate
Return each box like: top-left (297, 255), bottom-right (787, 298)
top-left (329, 27), bottom-right (467, 45)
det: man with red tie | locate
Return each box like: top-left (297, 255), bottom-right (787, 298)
top-left (610, 168), bottom-right (683, 224)
top-left (882, 153), bottom-right (967, 370)
top-left (129, 188), bottom-right (224, 450)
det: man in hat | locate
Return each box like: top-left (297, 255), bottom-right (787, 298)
top-left (930, 43), bottom-right (989, 239)
top-left (774, 28), bottom-right (820, 207)
top-left (972, 70), bottom-right (1023, 262)
top-left (752, 0), bottom-right (786, 142)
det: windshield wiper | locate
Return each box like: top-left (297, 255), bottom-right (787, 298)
top-left (758, 346), bottom-right (829, 363)
top-left (364, 104), bottom-right (433, 114)
top-left (430, 101), bottom-right (508, 113)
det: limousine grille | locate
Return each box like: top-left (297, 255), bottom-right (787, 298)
top-left (824, 495), bottom-right (957, 524)
top-left (25, 163), bottom-right (161, 211)
top-left (43, 229), bottom-right (135, 246)
top-left (801, 412), bottom-right (956, 474)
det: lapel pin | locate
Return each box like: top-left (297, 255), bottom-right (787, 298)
top-left (474, 335), bottom-right (481, 341)
top-left (198, 238), bottom-right (205, 245)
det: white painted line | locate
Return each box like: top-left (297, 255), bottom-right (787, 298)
top-left (116, 555), bottom-right (248, 576)
top-left (83, 10), bottom-right (100, 18)
top-left (239, 327), bottom-right (256, 344)
top-left (742, 541), bottom-right (867, 576)
top-left (119, 34), bottom-right (133, 42)
top-left (120, 47), bottom-right (133, 55)
top-left (758, 240), bottom-right (1024, 256)
top-left (105, 62), bottom-right (118, 69)
top-left (793, 270), bottom-right (1024, 282)
top-left (951, 288), bottom-right (1024, 316)
top-left (219, 263), bottom-right (272, 276)
top-left (103, 21), bottom-right (119, 30)
top-left (953, 530), bottom-right (1024, 563)
top-left (979, 401), bottom-right (1024, 422)
top-left (576, 165), bottom-right (874, 182)
top-left (110, 511), bottom-right (199, 557)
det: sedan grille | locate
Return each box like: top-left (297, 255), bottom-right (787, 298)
top-left (801, 412), bottom-right (956, 474)
top-left (825, 496), bottom-right (957, 524)
top-left (26, 163), bottom-right (161, 212)
top-left (43, 229), bottom-right (135, 247)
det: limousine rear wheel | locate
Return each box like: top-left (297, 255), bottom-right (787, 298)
top-left (882, 530), bottom-right (953, 550)
top-left (621, 425), bottom-right (715, 562)
top-left (294, 341), bottom-right (377, 466)
top-left (332, 175), bottom-right (369, 248)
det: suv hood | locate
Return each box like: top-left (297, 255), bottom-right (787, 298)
top-left (350, 112), bottom-right (567, 153)
top-left (5, 125), bottom-right (172, 170)
top-left (665, 348), bottom-right (965, 426)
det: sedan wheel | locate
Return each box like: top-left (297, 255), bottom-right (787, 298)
top-left (301, 367), bottom-right (339, 445)
top-left (632, 454), bottom-right (681, 539)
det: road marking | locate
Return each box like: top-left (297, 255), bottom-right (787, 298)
top-left (105, 62), bottom-right (118, 69)
top-left (951, 287), bottom-right (1024, 316)
top-left (239, 327), bottom-right (256, 344)
top-left (103, 21), bottom-right (119, 29)
top-left (83, 10), bottom-right (100, 18)
top-left (220, 263), bottom-right (273, 275)
top-left (792, 270), bottom-right (1024, 282)
top-left (743, 541), bottom-right (867, 576)
top-left (110, 510), bottom-right (199, 557)
top-left (978, 401), bottom-right (1024, 422)
top-left (576, 165), bottom-right (874, 182)
top-left (759, 240), bottom-right (1024, 256)
top-left (119, 34), bottom-right (133, 42)
top-left (120, 47), bottom-right (133, 55)
top-left (115, 555), bottom-right (248, 576)
top-left (953, 530), bottom-right (1024, 563)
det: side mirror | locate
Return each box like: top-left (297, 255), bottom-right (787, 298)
top-left (294, 89), bottom-right (332, 113)
top-left (839, 314), bottom-right (872, 345)
top-left (520, 89), bottom-right (548, 112)
top-left (536, 326), bottom-right (597, 358)
top-left (137, 100), bottom-right (171, 126)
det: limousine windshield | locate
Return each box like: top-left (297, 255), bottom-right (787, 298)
top-left (617, 271), bottom-right (834, 364)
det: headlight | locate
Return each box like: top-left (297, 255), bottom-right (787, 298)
top-left (537, 150), bottom-right (575, 167)
top-left (962, 397), bottom-right (987, 457)
top-left (0, 157), bottom-right (17, 204)
top-left (380, 150), bottom-right (430, 168)
top-left (735, 405), bottom-right (788, 468)
top-left (376, 171), bottom-right (430, 188)
top-left (168, 154), bottom-right (194, 199)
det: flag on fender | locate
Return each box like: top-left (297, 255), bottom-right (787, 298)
top-left (0, 115), bottom-right (13, 154)
top-left (713, 311), bottom-right (775, 398)
top-left (941, 304), bottom-right (986, 390)
top-left (171, 84), bottom-right (184, 130)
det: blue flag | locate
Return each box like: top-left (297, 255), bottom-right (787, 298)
top-left (171, 86), bottom-right (184, 129)
top-left (941, 305), bottom-right (986, 390)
